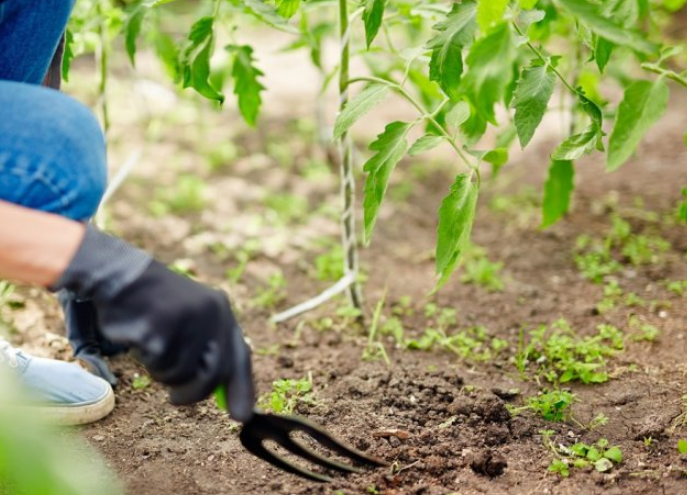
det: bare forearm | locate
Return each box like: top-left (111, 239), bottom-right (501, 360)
top-left (0, 200), bottom-right (84, 286)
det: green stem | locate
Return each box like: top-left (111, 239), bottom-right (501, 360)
top-left (96, 2), bottom-right (110, 133)
top-left (512, 23), bottom-right (578, 96)
top-left (347, 76), bottom-right (478, 176)
top-left (641, 63), bottom-right (687, 89)
top-left (338, 0), bottom-right (364, 313)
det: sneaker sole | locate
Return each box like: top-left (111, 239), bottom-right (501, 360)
top-left (36, 386), bottom-right (116, 426)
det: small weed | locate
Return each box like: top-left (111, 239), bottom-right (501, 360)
top-left (259, 374), bottom-right (315, 415)
top-left (461, 254), bottom-right (505, 292)
top-left (264, 193), bottom-right (309, 224)
top-left (509, 390), bottom-right (575, 422)
top-left (543, 432), bottom-right (623, 477)
top-left (150, 175), bottom-right (207, 216)
top-left (405, 326), bottom-right (506, 362)
top-left (131, 373), bottom-right (151, 391)
top-left (314, 245), bottom-right (344, 282)
top-left (665, 279), bottom-right (687, 296)
top-left (362, 292), bottom-right (391, 365)
top-left (205, 142), bottom-right (239, 171)
top-left (515, 319), bottom-right (623, 385)
top-left (628, 316), bottom-right (660, 342)
top-left (251, 271), bottom-right (287, 309)
top-left (678, 187), bottom-right (687, 225)
top-left (644, 437), bottom-right (654, 449)
top-left (678, 439), bottom-right (687, 455)
top-left (224, 239), bottom-right (261, 283)
top-left (574, 215), bottom-right (671, 283)
top-left (488, 186), bottom-right (540, 227)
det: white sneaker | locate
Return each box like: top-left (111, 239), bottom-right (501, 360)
top-left (0, 337), bottom-right (115, 425)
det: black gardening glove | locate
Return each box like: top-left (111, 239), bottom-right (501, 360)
top-left (52, 226), bottom-right (255, 421)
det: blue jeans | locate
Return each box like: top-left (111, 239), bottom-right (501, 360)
top-left (0, 0), bottom-right (121, 372)
top-left (0, 0), bottom-right (107, 221)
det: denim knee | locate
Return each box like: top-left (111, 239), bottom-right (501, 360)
top-left (0, 81), bottom-right (107, 221)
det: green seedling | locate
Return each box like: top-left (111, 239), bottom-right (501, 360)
top-left (644, 437), bottom-right (654, 449)
top-left (679, 439), bottom-right (687, 455)
top-left (541, 431), bottom-right (622, 478)
top-left (263, 193), bottom-right (309, 224)
top-left (225, 239), bottom-right (261, 284)
top-left (259, 374), bottom-right (316, 415)
top-left (665, 279), bottom-right (687, 296)
top-left (205, 142), bottom-right (239, 172)
top-left (515, 319), bottom-right (623, 385)
top-left (404, 326), bottom-right (506, 362)
top-left (509, 390), bottom-right (574, 422)
top-left (459, 245), bottom-right (505, 292)
top-left (131, 373), bottom-right (151, 391)
top-left (251, 271), bottom-right (287, 309)
top-left (363, 292), bottom-right (391, 365)
top-left (149, 175), bottom-right (207, 216)
top-left (488, 186), bottom-right (540, 228)
top-left (629, 316), bottom-right (660, 342)
top-left (679, 188), bottom-right (687, 226)
top-left (314, 245), bottom-right (344, 282)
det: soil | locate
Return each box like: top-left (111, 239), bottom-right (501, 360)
top-left (5, 46), bottom-right (687, 495)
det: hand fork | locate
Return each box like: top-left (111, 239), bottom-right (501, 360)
top-left (239, 408), bottom-right (387, 482)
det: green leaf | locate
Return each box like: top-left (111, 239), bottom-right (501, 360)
top-left (180, 17), bottom-right (224, 104)
top-left (214, 387), bottom-right (228, 412)
top-left (552, 93), bottom-right (604, 161)
top-left (678, 439), bottom-right (687, 454)
top-left (61, 29), bottom-right (75, 82)
top-left (426, 2), bottom-right (478, 101)
top-left (276, 0), bottom-right (301, 19)
top-left (462, 22), bottom-right (518, 124)
top-left (604, 446), bottom-right (623, 463)
top-left (594, 458), bottom-right (614, 472)
top-left (446, 100), bottom-right (471, 130)
top-left (241, 0), bottom-right (299, 34)
top-left (124, 5), bottom-right (147, 67)
top-left (363, 0), bottom-right (387, 49)
top-left (477, 0), bottom-right (509, 32)
top-left (334, 84), bottom-right (390, 139)
top-left (363, 122), bottom-right (413, 243)
top-left (467, 148), bottom-right (509, 167)
top-left (513, 61), bottom-right (556, 148)
top-left (519, 0), bottom-right (539, 9)
top-left (595, 38), bottom-right (615, 74)
top-left (435, 174), bottom-right (479, 289)
top-left (542, 160), bottom-right (574, 228)
top-left (556, 0), bottom-right (657, 55)
top-left (228, 45), bottom-right (265, 126)
top-left (607, 79), bottom-right (669, 171)
top-left (409, 135), bottom-right (445, 156)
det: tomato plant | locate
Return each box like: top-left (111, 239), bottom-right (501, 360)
top-left (65, 0), bottom-right (687, 312)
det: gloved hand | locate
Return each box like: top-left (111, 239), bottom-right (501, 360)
top-left (51, 225), bottom-right (255, 421)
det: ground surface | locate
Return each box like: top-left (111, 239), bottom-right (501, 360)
top-left (4, 39), bottom-right (687, 495)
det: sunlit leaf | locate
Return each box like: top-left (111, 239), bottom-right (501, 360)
top-left (363, 0), bottom-right (387, 48)
top-left (607, 79), bottom-right (669, 171)
top-left (180, 16), bottom-right (224, 104)
top-left (513, 61), bottom-right (556, 148)
top-left (334, 84), bottom-right (390, 139)
top-left (227, 44), bottom-right (265, 126)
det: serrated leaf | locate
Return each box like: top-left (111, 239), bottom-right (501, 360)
top-left (334, 84), bottom-right (390, 139)
top-left (180, 17), bottom-right (224, 104)
top-left (409, 135), bottom-right (445, 156)
top-left (228, 45), bottom-right (265, 126)
top-left (241, 0), bottom-right (299, 34)
top-left (604, 446), bottom-right (623, 463)
top-left (477, 0), bottom-right (509, 32)
top-left (462, 22), bottom-right (517, 124)
top-left (124, 5), bottom-right (147, 67)
top-left (556, 0), bottom-right (657, 54)
top-left (513, 62), bottom-right (556, 148)
top-left (467, 148), bottom-right (509, 167)
top-left (276, 0), bottom-right (301, 19)
top-left (552, 129), bottom-right (599, 161)
top-left (426, 2), bottom-right (478, 101)
top-left (363, 122), bottom-right (413, 243)
top-left (363, 0), bottom-right (387, 49)
top-left (435, 174), bottom-right (479, 290)
top-left (542, 160), bottom-right (574, 228)
top-left (607, 79), bottom-right (669, 171)
top-left (446, 101), bottom-right (471, 129)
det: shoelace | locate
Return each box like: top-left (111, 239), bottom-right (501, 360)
top-left (0, 337), bottom-right (20, 368)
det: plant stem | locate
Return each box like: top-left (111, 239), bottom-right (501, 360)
top-left (338, 0), bottom-right (364, 313)
top-left (347, 75), bottom-right (478, 177)
top-left (96, 2), bottom-right (110, 133)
